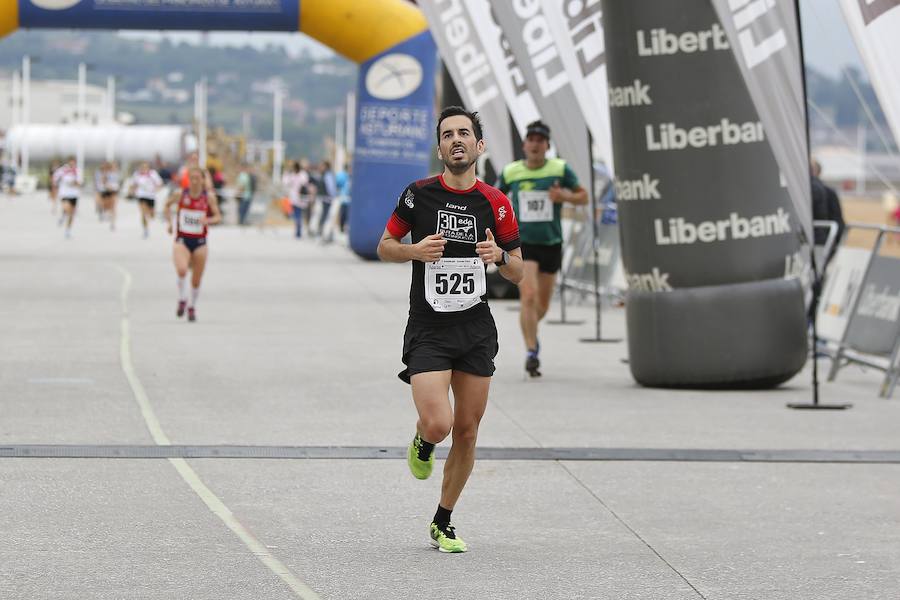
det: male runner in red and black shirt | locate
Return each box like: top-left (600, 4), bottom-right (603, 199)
top-left (378, 106), bottom-right (524, 553)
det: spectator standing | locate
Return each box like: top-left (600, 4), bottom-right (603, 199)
top-left (319, 161), bottom-right (338, 243)
top-left (0, 154), bottom-right (16, 195)
top-left (810, 158), bottom-right (845, 267)
top-left (335, 162), bottom-right (352, 234)
top-left (305, 161), bottom-right (322, 237)
top-left (236, 164), bottom-right (257, 226)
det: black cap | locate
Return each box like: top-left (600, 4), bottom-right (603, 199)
top-left (525, 121), bottom-right (551, 140)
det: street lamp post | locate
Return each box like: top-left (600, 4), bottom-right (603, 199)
top-left (345, 92), bottom-right (356, 157)
top-left (272, 86), bottom-right (283, 182)
top-left (106, 75), bottom-right (117, 162)
top-left (107, 75), bottom-right (116, 123)
top-left (241, 111), bottom-right (252, 164)
top-left (194, 78), bottom-right (207, 168)
top-left (334, 107), bottom-right (345, 173)
top-left (21, 55), bottom-right (30, 176)
top-left (77, 62), bottom-right (87, 175)
top-left (9, 70), bottom-right (20, 170)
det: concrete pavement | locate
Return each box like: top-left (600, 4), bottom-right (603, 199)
top-left (1, 192), bottom-right (898, 599)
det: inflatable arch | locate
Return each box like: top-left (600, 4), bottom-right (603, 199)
top-left (0, 0), bottom-right (437, 259)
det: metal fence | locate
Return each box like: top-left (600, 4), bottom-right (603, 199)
top-left (817, 223), bottom-right (900, 398)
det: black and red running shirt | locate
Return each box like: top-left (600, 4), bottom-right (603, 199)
top-left (386, 174), bottom-right (520, 324)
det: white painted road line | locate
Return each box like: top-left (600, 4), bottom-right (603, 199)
top-left (115, 265), bottom-right (321, 600)
top-left (27, 378), bottom-right (95, 385)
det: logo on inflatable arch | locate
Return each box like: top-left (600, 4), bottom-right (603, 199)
top-left (365, 53), bottom-right (423, 100)
top-left (30, 0), bottom-right (81, 9)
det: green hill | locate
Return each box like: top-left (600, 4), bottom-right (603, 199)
top-left (0, 30), bottom-right (357, 160)
top-left (1, 29), bottom-right (894, 157)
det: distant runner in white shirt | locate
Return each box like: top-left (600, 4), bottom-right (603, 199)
top-left (101, 162), bottom-right (122, 232)
top-left (53, 157), bottom-right (82, 239)
top-left (129, 162), bottom-right (164, 239)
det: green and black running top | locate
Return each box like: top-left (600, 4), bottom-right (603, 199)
top-left (497, 158), bottom-right (580, 246)
top-left (387, 174), bottom-right (520, 325)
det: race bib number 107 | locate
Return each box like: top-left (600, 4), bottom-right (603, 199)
top-left (518, 190), bottom-right (553, 223)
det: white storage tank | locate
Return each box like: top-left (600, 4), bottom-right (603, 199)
top-left (6, 124), bottom-right (191, 164)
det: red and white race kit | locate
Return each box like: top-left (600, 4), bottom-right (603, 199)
top-left (176, 190), bottom-right (212, 239)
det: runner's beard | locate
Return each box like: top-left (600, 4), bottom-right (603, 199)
top-left (443, 153), bottom-right (476, 175)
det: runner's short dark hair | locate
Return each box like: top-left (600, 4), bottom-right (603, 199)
top-left (436, 106), bottom-right (484, 143)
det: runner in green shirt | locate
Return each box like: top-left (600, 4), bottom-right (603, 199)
top-left (497, 121), bottom-right (588, 377)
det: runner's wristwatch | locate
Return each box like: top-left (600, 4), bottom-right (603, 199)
top-left (498, 250), bottom-right (510, 266)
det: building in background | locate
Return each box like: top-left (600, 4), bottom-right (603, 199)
top-left (0, 78), bottom-right (111, 129)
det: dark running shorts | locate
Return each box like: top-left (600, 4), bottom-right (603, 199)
top-left (61, 197), bottom-right (78, 206)
top-left (398, 314), bottom-right (498, 384)
top-left (100, 190), bottom-right (116, 198)
top-left (521, 242), bottom-right (562, 274)
top-left (138, 197), bottom-right (156, 209)
top-left (176, 236), bottom-right (207, 253)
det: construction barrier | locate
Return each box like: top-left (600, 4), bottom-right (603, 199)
top-left (818, 224), bottom-right (900, 398)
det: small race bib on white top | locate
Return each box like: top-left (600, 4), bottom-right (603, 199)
top-left (424, 257), bottom-right (486, 312)
top-left (179, 209), bottom-right (205, 235)
top-left (518, 190), bottom-right (553, 223)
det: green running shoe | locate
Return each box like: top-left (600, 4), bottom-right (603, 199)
top-left (430, 522), bottom-right (467, 553)
top-left (407, 434), bottom-right (434, 480)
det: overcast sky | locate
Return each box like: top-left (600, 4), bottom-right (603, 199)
top-left (117, 30), bottom-right (335, 59)
top-left (118, 0), bottom-right (865, 80)
top-left (798, 0), bottom-right (864, 78)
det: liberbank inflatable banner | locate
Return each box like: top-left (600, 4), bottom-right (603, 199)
top-left (1, 0), bottom-right (437, 260)
top-left (601, 0), bottom-right (808, 388)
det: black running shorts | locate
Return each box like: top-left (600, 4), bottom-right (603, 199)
top-left (138, 197), bottom-right (156, 209)
top-left (176, 236), bottom-right (207, 253)
top-left (521, 242), bottom-right (562, 274)
top-left (399, 314), bottom-right (498, 384)
top-left (61, 197), bottom-right (78, 206)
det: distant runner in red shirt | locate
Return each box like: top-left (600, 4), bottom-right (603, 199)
top-left (163, 166), bottom-right (222, 322)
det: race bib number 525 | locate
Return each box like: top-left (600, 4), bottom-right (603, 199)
top-left (424, 258), bottom-right (486, 312)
